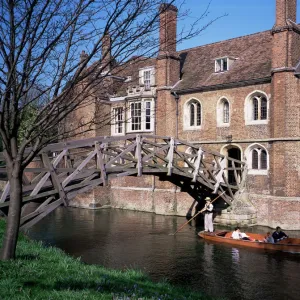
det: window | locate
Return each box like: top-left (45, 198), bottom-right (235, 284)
top-left (246, 144), bottom-right (268, 175)
top-left (184, 99), bottom-right (201, 129)
top-left (139, 67), bottom-right (155, 91)
top-left (144, 70), bottom-right (151, 91)
top-left (130, 102), bottom-right (142, 131)
top-left (217, 98), bottom-right (230, 127)
top-left (245, 92), bottom-right (269, 125)
top-left (112, 107), bottom-right (124, 135)
top-left (252, 95), bottom-right (267, 120)
top-left (128, 99), bottom-right (153, 132)
top-left (223, 100), bottom-right (229, 123)
top-left (215, 58), bottom-right (228, 72)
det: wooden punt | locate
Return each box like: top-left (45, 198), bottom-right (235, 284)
top-left (198, 230), bottom-right (300, 253)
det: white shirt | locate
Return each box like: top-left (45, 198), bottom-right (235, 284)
top-left (205, 203), bottom-right (213, 212)
top-left (232, 231), bottom-right (241, 239)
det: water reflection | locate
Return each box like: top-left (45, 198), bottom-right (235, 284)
top-left (28, 207), bottom-right (300, 300)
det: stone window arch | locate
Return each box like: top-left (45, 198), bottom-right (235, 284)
top-left (245, 143), bottom-right (269, 175)
top-left (245, 91), bottom-right (269, 125)
top-left (184, 98), bottom-right (202, 130)
top-left (217, 97), bottom-right (230, 127)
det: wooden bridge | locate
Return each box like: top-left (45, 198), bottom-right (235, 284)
top-left (0, 135), bottom-right (246, 230)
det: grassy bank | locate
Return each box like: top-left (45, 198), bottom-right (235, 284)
top-left (0, 219), bottom-right (220, 300)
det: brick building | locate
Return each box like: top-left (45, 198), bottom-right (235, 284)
top-left (71, 0), bottom-right (300, 230)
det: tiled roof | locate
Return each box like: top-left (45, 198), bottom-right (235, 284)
top-left (174, 30), bottom-right (272, 92)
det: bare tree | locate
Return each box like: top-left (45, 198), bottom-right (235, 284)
top-left (0, 0), bottom-right (219, 260)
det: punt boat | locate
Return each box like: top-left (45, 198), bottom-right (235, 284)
top-left (198, 230), bottom-right (300, 253)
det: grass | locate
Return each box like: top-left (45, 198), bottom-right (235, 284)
top-left (0, 219), bottom-right (221, 300)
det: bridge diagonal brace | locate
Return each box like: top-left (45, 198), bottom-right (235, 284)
top-left (62, 149), bottom-right (97, 187)
top-left (213, 157), bottom-right (226, 193)
top-left (192, 148), bottom-right (203, 182)
top-left (95, 142), bottom-right (108, 186)
top-left (42, 153), bottom-right (68, 206)
top-left (31, 149), bottom-right (68, 196)
top-left (20, 198), bottom-right (63, 231)
top-left (166, 137), bottom-right (175, 176)
top-left (0, 182), bottom-right (10, 203)
top-left (105, 143), bottom-right (136, 168)
top-left (135, 135), bottom-right (142, 176)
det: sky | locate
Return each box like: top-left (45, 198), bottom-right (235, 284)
top-left (177, 0), bottom-right (300, 51)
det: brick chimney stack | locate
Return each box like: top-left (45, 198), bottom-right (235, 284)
top-left (79, 50), bottom-right (88, 68)
top-left (156, 3), bottom-right (180, 137)
top-left (102, 32), bottom-right (111, 72)
top-left (275, 0), bottom-right (296, 27)
top-left (159, 3), bottom-right (178, 55)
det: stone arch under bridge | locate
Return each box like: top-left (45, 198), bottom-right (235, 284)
top-left (0, 135), bottom-right (246, 230)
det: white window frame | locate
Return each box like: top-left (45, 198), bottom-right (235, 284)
top-left (144, 70), bottom-right (151, 91)
top-left (217, 97), bottom-right (230, 127)
top-left (183, 98), bottom-right (202, 130)
top-left (245, 91), bottom-right (269, 125)
top-left (111, 107), bottom-right (124, 136)
top-left (139, 67), bottom-right (155, 90)
top-left (215, 57), bottom-right (229, 72)
top-left (245, 143), bottom-right (269, 175)
top-left (127, 98), bottom-right (154, 132)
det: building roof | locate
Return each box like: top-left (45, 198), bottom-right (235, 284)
top-left (174, 30), bottom-right (273, 92)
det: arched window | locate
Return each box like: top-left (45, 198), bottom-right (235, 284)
top-left (246, 144), bottom-right (269, 175)
top-left (184, 99), bottom-right (202, 129)
top-left (261, 150), bottom-right (267, 169)
top-left (245, 92), bottom-right (269, 125)
top-left (252, 149), bottom-right (259, 169)
top-left (217, 98), bottom-right (230, 126)
top-left (261, 98), bottom-right (267, 120)
top-left (223, 100), bottom-right (230, 123)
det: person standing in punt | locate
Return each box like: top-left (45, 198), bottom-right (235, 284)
top-left (272, 226), bottom-right (288, 243)
top-left (204, 197), bottom-right (214, 232)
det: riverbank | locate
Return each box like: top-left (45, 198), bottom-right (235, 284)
top-left (0, 219), bottom-right (220, 300)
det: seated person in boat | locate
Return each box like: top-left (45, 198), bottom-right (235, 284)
top-left (264, 232), bottom-right (274, 243)
top-left (231, 227), bottom-right (252, 240)
top-left (272, 226), bottom-right (288, 243)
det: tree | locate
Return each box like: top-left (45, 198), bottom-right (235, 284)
top-left (0, 0), bottom-right (219, 260)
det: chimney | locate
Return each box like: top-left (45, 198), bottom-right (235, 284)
top-left (79, 50), bottom-right (88, 68)
top-left (275, 0), bottom-right (297, 27)
top-left (159, 3), bottom-right (178, 55)
top-left (102, 32), bottom-right (111, 72)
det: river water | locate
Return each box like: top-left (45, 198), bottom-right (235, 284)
top-left (28, 207), bottom-right (300, 300)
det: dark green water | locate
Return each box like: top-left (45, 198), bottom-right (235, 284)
top-left (28, 207), bottom-right (300, 300)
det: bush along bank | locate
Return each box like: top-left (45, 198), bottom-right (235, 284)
top-left (0, 220), bottom-right (222, 300)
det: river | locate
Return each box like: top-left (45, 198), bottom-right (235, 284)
top-left (27, 207), bottom-right (300, 300)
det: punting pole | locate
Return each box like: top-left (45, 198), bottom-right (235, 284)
top-left (169, 191), bottom-right (227, 236)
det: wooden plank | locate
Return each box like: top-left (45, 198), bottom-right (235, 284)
top-left (42, 153), bottom-right (68, 206)
top-left (192, 148), bottom-right (203, 182)
top-left (105, 143), bottom-right (136, 168)
top-left (20, 198), bottom-right (63, 231)
top-left (135, 135), bottom-right (142, 176)
top-left (0, 182), bottom-right (10, 203)
top-left (62, 149), bottom-right (96, 187)
top-left (166, 138), bottom-right (175, 176)
top-left (30, 149), bottom-right (68, 197)
top-left (213, 157), bottom-right (226, 193)
top-left (95, 142), bottom-right (107, 186)
top-left (20, 196), bottom-right (55, 225)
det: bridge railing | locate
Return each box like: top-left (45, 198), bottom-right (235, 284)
top-left (0, 134), bottom-right (246, 229)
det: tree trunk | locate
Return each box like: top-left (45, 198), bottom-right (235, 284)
top-left (0, 165), bottom-right (23, 260)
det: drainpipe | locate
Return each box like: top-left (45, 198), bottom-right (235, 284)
top-left (171, 91), bottom-right (179, 139)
